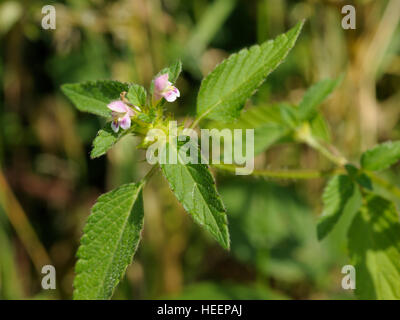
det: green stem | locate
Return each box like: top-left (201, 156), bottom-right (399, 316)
top-left (213, 163), bottom-right (344, 180)
top-left (303, 135), bottom-right (347, 166)
top-left (367, 172), bottom-right (400, 199)
top-left (189, 117), bottom-right (200, 129)
top-left (141, 164), bottom-right (159, 185)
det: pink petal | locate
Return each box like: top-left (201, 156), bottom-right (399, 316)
top-left (108, 100), bottom-right (128, 113)
top-left (154, 74), bottom-right (169, 92)
top-left (163, 87), bottom-right (180, 102)
top-left (111, 120), bottom-right (119, 133)
top-left (173, 87), bottom-right (180, 97)
top-left (119, 114), bottom-right (131, 130)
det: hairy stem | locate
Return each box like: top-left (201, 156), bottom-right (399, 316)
top-left (142, 164), bottom-right (159, 184)
top-left (213, 163), bottom-right (344, 180)
top-left (367, 172), bottom-right (400, 199)
top-left (303, 135), bottom-right (347, 166)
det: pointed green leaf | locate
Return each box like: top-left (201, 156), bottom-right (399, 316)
top-left (160, 142), bottom-right (230, 249)
top-left (74, 183), bottom-right (144, 300)
top-left (61, 80), bottom-right (130, 117)
top-left (297, 76), bottom-right (342, 121)
top-left (127, 84), bottom-right (147, 108)
top-left (361, 141), bottom-right (400, 171)
top-left (348, 194), bottom-right (400, 299)
top-left (317, 175), bottom-right (357, 240)
top-left (90, 125), bottom-right (130, 159)
top-left (196, 21), bottom-right (304, 122)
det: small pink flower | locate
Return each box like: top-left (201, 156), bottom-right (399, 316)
top-left (154, 73), bottom-right (180, 102)
top-left (107, 100), bottom-right (135, 133)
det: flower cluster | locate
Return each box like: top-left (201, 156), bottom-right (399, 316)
top-left (107, 73), bottom-right (179, 133)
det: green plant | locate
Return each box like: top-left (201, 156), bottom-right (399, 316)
top-left (62, 20), bottom-right (400, 300)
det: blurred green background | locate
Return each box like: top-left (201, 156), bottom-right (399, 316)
top-left (0, 0), bottom-right (399, 300)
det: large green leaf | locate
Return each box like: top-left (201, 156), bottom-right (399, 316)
top-left (74, 183), bottom-right (144, 299)
top-left (361, 141), bottom-right (400, 171)
top-left (160, 142), bottom-right (230, 249)
top-left (297, 76), bottom-right (342, 121)
top-left (61, 80), bottom-right (130, 117)
top-left (317, 175), bottom-right (356, 240)
top-left (196, 21), bottom-right (304, 122)
top-left (348, 194), bottom-right (400, 299)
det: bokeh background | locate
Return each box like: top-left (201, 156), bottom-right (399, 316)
top-left (0, 0), bottom-right (399, 300)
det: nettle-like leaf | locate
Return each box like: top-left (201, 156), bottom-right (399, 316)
top-left (361, 141), bottom-right (400, 171)
top-left (160, 142), bottom-right (230, 249)
top-left (196, 20), bottom-right (304, 122)
top-left (150, 60), bottom-right (182, 94)
top-left (74, 183), bottom-right (144, 300)
top-left (127, 84), bottom-right (147, 108)
top-left (90, 125), bottom-right (130, 159)
top-left (348, 194), bottom-right (400, 299)
top-left (297, 76), bottom-right (342, 121)
top-left (317, 175), bottom-right (357, 240)
top-left (61, 80), bottom-right (130, 117)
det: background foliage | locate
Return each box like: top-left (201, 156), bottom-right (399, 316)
top-left (0, 0), bottom-right (399, 300)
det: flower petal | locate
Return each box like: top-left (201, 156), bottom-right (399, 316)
top-left (154, 74), bottom-right (169, 92)
top-left (126, 107), bottom-right (136, 117)
top-left (163, 87), bottom-right (179, 102)
top-left (108, 100), bottom-right (128, 113)
top-left (173, 86), bottom-right (180, 97)
top-left (111, 120), bottom-right (119, 133)
top-left (119, 114), bottom-right (131, 130)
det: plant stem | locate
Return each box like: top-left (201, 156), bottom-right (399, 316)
top-left (142, 164), bottom-right (159, 185)
top-left (367, 172), bottom-right (400, 199)
top-left (212, 163), bottom-right (344, 180)
top-left (189, 117), bottom-right (200, 129)
top-left (303, 135), bottom-right (347, 166)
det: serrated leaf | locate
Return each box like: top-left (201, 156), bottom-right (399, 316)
top-left (150, 60), bottom-right (182, 94)
top-left (196, 20), bottom-right (304, 122)
top-left (348, 194), bottom-right (400, 299)
top-left (90, 125), bottom-right (130, 159)
top-left (160, 142), bottom-right (230, 249)
top-left (361, 141), bottom-right (400, 171)
top-left (297, 76), bottom-right (342, 121)
top-left (74, 183), bottom-right (144, 300)
top-left (127, 84), bottom-right (147, 108)
top-left (317, 175), bottom-right (356, 240)
top-left (61, 80), bottom-right (130, 117)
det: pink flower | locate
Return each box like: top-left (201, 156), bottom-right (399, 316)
top-left (107, 100), bottom-right (135, 133)
top-left (153, 73), bottom-right (180, 102)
